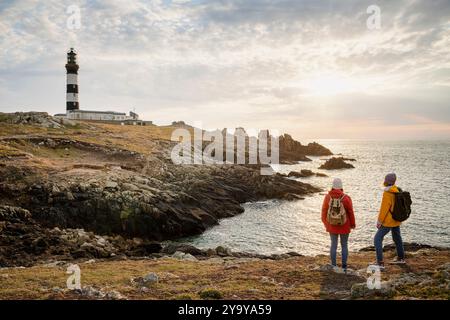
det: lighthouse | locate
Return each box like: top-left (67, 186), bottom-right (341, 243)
top-left (55, 48), bottom-right (146, 124)
top-left (65, 48), bottom-right (79, 111)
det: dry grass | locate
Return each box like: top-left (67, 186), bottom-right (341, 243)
top-left (1, 250), bottom-right (448, 300)
top-left (0, 122), bottom-right (189, 157)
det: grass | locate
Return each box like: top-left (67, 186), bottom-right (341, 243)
top-left (0, 113), bottom-right (14, 123)
top-left (199, 289), bottom-right (223, 300)
top-left (0, 250), bottom-right (448, 300)
top-left (0, 121), bottom-right (185, 157)
top-left (0, 144), bottom-right (28, 158)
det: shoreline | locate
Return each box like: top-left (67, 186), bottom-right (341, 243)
top-left (0, 113), bottom-right (324, 268)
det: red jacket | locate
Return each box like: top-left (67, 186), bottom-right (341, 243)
top-left (321, 189), bottom-right (356, 234)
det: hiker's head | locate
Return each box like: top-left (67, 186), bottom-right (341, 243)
top-left (332, 178), bottom-right (343, 190)
top-left (384, 173), bottom-right (397, 187)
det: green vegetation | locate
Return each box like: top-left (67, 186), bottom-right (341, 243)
top-left (198, 289), bottom-right (224, 300)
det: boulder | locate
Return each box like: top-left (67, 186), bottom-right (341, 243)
top-left (142, 273), bottom-right (159, 284)
top-left (216, 246), bottom-right (233, 257)
top-left (78, 286), bottom-right (126, 300)
top-left (161, 244), bottom-right (205, 256)
top-left (319, 157), bottom-right (355, 170)
top-left (288, 169), bottom-right (319, 178)
top-left (172, 251), bottom-right (197, 261)
top-left (351, 281), bottom-right (394, 298)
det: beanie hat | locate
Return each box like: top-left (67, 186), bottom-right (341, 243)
top-left (332, 178), bottom-right (343, 190)
top-left (384, 173), bottom-right (397, 186)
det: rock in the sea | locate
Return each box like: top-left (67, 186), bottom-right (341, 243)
top-left (315, 172), bottom-right (328, 177)
top-left (288, 169), bottom-right (327, 178)
top-left (288, 169), bottom-right (314, 178)
top-left (319, 157), bottom-right (355, 170)
top-left (278, 134), bottom-right (332, 163)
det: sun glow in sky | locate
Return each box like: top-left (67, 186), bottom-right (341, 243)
top-left (303, 74), bottom-right (363, 96)
top-left (0, 0), bottom-right (449, 140)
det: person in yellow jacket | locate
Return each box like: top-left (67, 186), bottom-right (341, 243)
top-left (373, 173), bottom-right (405, 269)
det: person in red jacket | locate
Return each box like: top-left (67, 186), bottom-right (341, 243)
top-left (321, 178), bottom-right (356, 271)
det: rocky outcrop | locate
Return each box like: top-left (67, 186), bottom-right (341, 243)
top-left (288, 170), bottom-right (328, 178)
top-left (0, 204), bottom-right (305, 267)
top-left (279, 134), bottom-right (332, 164)
top-left (0, 112), bottom-right (76, 128)
top-left (319, 157), bottom-right (355, 170)
top-left (351, 262), bottom-right (450, 299)
top-left (0, 205), bottom-right (164, 267)
top-left (0, 115), bottom-right (327, 268)
top-left (0, 135), bottom-right (321, 243)
top-left (213, 130), bottom-right (331, 165)
top-left (359, 242), bottom-right (447, 252)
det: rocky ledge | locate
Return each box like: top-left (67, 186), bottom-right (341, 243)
top-left (279, 134), bottom-right (333, 163)
top-left (1, 239), bottom-right (448, 300)
top-left (287, 170), bottom-right (328, 178)
top-left (0, 116), bottom-right (324, 266)
top-left (0, 205), bottom-right (301, 267)
top-left (0, 140), bottom-right (320, 242)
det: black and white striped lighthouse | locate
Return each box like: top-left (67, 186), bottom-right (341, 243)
top-left (65, 48), bottom-right (79, 111)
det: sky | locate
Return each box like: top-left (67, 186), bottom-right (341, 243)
top-left (0, 0), bottom-right (449, 140)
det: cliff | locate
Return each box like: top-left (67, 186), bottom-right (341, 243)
top-left (0, 113), bottom-right (324, 263)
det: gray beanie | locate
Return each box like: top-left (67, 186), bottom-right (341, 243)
top-left (332, 178), bottom-right (343, 189)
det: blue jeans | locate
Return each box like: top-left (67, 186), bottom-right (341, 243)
top-left (330, 233), bottom-right (349, 268)
top-left (374, 226), bottom-right (405, 263)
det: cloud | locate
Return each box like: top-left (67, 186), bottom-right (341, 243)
top-left (0, 0), bottom-right (449, 139)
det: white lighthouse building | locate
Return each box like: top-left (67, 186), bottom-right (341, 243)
top-left (55, 48), bottom-right (145, 124)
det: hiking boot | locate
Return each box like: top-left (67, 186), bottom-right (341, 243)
top-left (389, 257), bottom-right (406, 265)
top-left (370, 262), bottom-right (385, 271)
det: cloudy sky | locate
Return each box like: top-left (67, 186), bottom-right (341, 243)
top-left (0, 0), bottom-right (449, 139)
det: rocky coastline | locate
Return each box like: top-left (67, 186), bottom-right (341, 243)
top-left (1, 113), bottom-right (448, 300)
top-left (0, 112), bottom-right (324, 267)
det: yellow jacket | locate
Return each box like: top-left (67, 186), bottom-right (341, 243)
top-left (378, 185), bottom-right (402, 227)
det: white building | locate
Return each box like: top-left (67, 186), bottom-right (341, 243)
top-left (60, 110), bottom-right (138, 121)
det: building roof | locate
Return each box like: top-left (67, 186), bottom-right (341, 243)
top-left (68, 110), bottom-right (126, 115)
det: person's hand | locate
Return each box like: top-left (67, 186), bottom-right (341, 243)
top-left (376, 221), bottom-right (382, 229)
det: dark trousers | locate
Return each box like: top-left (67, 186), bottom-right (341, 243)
top-left (374, 226), bottom-right (405, 263)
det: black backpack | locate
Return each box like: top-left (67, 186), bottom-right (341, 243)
top-left (390, 188), bottom-right (412, 222)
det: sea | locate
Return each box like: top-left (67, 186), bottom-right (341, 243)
top-left (177, 140), bottom-right (450, 256)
